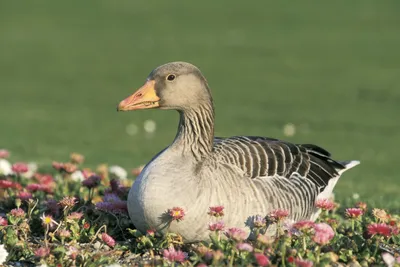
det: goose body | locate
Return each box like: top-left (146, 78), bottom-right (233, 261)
top-left (118, 62), bottom-right (359, 242)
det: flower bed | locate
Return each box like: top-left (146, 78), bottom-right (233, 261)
top-left (0, 149), bottom-right (399, 266)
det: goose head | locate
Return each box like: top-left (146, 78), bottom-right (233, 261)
top-left (117, 62), bottom-right (212, 112)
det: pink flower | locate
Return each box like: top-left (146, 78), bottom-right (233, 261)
top-left (313, 223), bottom-right (335, 245)
top-left (10, 208), bottom-right (25, 218)
top-left (293, 220), bottom-right (315, 231)
top-left (168, 207), bottom-right (185, 221)
top-left (355, 202), bottom-right (367, 211)
top-left (254, 253), bottom-right (270, 266)
top-left (236, 242), bottom-right (253, 252)
top-left (345, 208), bottom-right (364, 219)
top-left (11, 162), bottom-right (29, 174)
top-left (294, 258), bottom-right (313, 267)
top-left (67, 212), bottom-right (84, 221)
top-left (52, 162), bottom-right (77, 173)
top-left (315, 199), bottom-right (335, 211)
top-left (208, 206), bottom-right (224, 217)
top-left (0, 149), bottom-right (10, 158)
top-left (0, 216), bottom-right (8, 226)
top-left (82, 175), bottom-right (101, 188)
top-left (208, 221), bottom-right (225, 231)
top-left (146, 229), bottom-right (155, 236)
top-left (367, 223), bottom-right (392, 237)
top-left (58, 229), bottom-right (71, 238)
top-left (268, 209), bottom-right (289, 221)
top-left (163, 246), bottom-right (187, 263)
top-left (67, 246), bottom-right (79, 260)
top-left (58, 196), bottom-right (77, 208)
top-left (26, 183), bottom-right (53, 193)
top-left (101, 233), bottom-right (116, 247)
top-left (17, 191), bottom-right (33, 201)
top-left (35, 247), bottom-right (50, 258)
top-left (253, 215), bottom-right (267, 228)
top-left (225, 227), bottom-right (248, 242)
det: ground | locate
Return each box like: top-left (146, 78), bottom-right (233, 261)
top-left (0, 1), bottom-right (400, 209)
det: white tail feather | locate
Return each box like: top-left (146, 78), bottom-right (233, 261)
top-left (338, 160), bottom-right (360, 175)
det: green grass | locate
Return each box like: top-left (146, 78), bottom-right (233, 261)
top-left (1, 1), bottom-right (400, 208)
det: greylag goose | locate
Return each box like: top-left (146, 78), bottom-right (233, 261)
top-left (118, 62), bottom-right (359, 242)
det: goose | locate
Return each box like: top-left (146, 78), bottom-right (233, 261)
top-left (117, 62), bottom-right (359, 243)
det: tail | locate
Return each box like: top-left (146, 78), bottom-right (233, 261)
top-left (337, 160), bottom-right (360, 175)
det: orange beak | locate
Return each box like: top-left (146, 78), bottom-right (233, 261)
top-left (117, 80), bottom-right (160, 111)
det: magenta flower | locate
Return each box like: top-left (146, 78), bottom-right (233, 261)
top-left (101, 233), bottom-right (116, 247)
top-left (11, 162), bottom-right (29, 174)
top-left (0, 149), bottom-right (10, 158)
top-left (315, 199), bottom-right (335, 211)
top-left (168, 207), bottom-right (185, 221)
top-left (208, 221), bottom-right (225, 232)
top-left (96, 193), bottom-right (128, 214)
top-left (294, 258), bottom-right (314, 267)
top-left (236, 242), bottom-right (253, 252)
top-left (0, 180), bottom-right (14, 189)
top-left (17, 191), bottom-right (33, 201)
top-left (163, 246), bottom-right (187, 263)
top-left (208, 205), bottom-right (224, 217)
top-left (313, 223), bottom-right (335, 245)
top-left (254, 253), bottom-right (270, 266)
top-left (82, 175), bottom-right (101, 188)
top-left (0, 216), bottom-right (8, 226)
top-left (345, 208), bottom-right (364, 219)
top-left (27, 183), bottom-right (51, 193)
top-left (225, 227), bottom-right (248, 242)
top-left (367, 223), bottom-right (392, 237)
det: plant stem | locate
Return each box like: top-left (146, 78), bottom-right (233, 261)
top-left (315, 245), bottom-right (321, 264)
top-left (229, 250), bottom-right (236, 267)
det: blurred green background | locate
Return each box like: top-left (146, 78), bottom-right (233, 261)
top-left (1, 1), bottom-right (399, 208)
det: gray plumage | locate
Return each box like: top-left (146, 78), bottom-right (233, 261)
top-left (122, 62), bottom-right (360, 242)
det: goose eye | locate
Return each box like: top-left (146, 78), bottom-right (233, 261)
top-left (166, 74), bottom-right (176, 81)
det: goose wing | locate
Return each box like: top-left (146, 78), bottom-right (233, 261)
top-left (212, 136), bottom-right (346, 192)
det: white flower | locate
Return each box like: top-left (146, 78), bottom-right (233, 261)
top-left (105, 264), bottom-right (122, 267)
top-left (126, 123), bottom-right (139, 136)
top-left (109, 165), bottom-right (127, 180)
top-left (144, 119), bottom-right (157, 133)
top-left (382, 252), bottom-right (400, 267)
top-left (283, 123), bottom-right (296, 137)
top-left (352, 193), bottom-right (360, 200)
top-left (0, 244), bottom-right (8, 264)
top-left (0, 159), bottom-right (13, 176)
top-left (21, 162), bottom-right (38, 179)
top-left (70, 170), bottom-right (85, 182)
